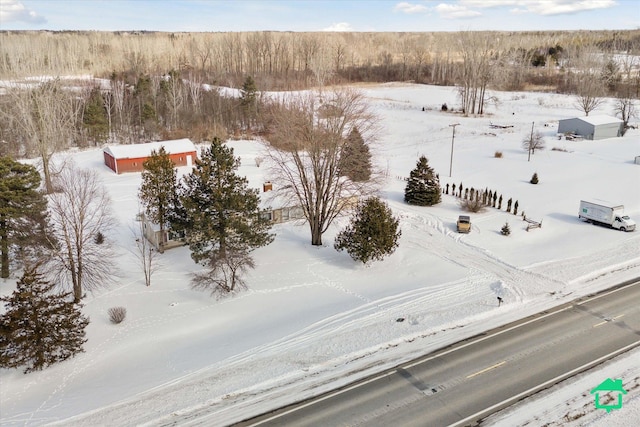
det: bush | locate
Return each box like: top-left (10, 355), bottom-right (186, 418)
top-left (458, 197), bottom-right (486, 213)
top-left (334, 197), bottom-right (401, 264)
top-left (108, 307), bottom-right (127, 324)
top-left (530, 172), bottom-right (539, 184)
top-left (501, 221), bottom-right (511, 236)
top-left (494, 151), bottom-right (503, 158)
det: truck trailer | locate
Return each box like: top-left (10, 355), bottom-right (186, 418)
top-left (578, 200), bottom-right (636, 232)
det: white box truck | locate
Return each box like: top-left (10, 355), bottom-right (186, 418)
top-left (578, 200), bottom-right (636, 232)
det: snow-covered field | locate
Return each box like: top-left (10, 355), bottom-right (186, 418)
top-left (1, 82), bottom-right (639, 426)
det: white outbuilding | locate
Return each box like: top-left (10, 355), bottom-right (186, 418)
top-left (557, 115), bottom-right (624, 140)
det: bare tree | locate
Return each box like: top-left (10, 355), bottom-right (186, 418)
top-left (614, 96), bottom-right (637, 135)
top-left (2, 79), bottom-right (80, 192)
top-left (191, 249), bottom-right (254, 296)
top-left (47, 163), bottom-right (116, 302)
top-left (570, 45), bottom-right (606, 116)
top-left (264, 88), bottom-right (380, 246)
top-left (130, 220), bottom-right (159, 287)
top-left (456, 32), bottom-right (494, 115)
top-left (522, 129), bottom-right (546, 159)
top-left (574, 75), bottom-right (606, 116)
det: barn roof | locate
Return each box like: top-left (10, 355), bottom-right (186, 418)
top-left (562, 115), bottom-right (623, 126)
top-left (103, 138), bottom-right (196, 159)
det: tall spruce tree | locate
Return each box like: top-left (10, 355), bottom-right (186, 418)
top-left (240, 76), bottom-right (258, 129)
top-left (139, 147), bottom-right (178, 252)
top-left (334, 197), bottom-right (401, 264)
top-left (0, 156), bottom-right (49, 279)
top-left (82, 87), bottom-right (109, 144)
top-left (175, 138), bottom-right (274, 266)
top-left (0, 264), bottom-right (89, 373)
top-left (338, 127), bottom-right (372, 182)
top-left (404, 155), bottom-right (441, 206)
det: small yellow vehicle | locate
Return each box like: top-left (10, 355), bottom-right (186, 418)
top-left (457, 215), bottom-right (471, 233)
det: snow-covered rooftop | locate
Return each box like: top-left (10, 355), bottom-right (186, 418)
top-left (569, 115), bottom-right (624, 126)
top-left (103, 138), bottom-right (196, 159)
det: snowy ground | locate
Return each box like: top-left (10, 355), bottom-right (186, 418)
top-left (1, 82), bottom-right (639, 426)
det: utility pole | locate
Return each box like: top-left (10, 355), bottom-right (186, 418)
top-left (527, 121), bottom-right (534, 162)
top-left (449, 123), bottom-right (460, 177)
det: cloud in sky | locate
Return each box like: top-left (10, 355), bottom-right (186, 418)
top-left (0, 0), bottom-right (46, 24)
top-left (394, 2), bottom-right (429, 14)
top-left (394, 0), bottom-right (619, 19)
top-left (459, 0), bottom-right (618, 16)
top-left (322, 22), bottom-right (355, 32)
top-left (435, 3), bottom-right (482, 19)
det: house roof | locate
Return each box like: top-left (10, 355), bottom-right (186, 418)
top-left (590, 378), bottom-right (627, 394)
top-left (103, 138), bottom-right (196, 160)
top-left (561, 115), bottom-right (624, 126)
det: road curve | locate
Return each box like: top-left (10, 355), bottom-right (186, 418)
top-left (236, 279), bottom-right (640, 427)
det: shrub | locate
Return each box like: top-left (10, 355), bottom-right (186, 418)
top-left (108, 307), bottom-right (127, 324)
top-left (459, 197), bottom-right (486, 213)
top-left (334, 197), bottom-right (401, 264)
top-left (530, 172), bottom-right (539, 184)
top-left (501, 221), bottom-right (511, 236)
top-left (494, 151), bottom-right (503, 158)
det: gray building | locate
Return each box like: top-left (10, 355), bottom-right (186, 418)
top-left (557, 115), bottom-right (624, 140)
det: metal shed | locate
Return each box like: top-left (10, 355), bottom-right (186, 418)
top-left (557, 115), bottom-right (624, 140)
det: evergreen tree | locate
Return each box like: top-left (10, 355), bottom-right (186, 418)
top-left (530, 172), bottom-right (539, 184)
top-left (240, 75), bottom-right (258, 128)
top-left (139, 147), bottom-right (178, 252)
top-left (334, 197), bottom-right (401, 264)
top-left (82, 87), bottom-right (109, 144)
top-left (0, 265), bottom-right (89, 373)
top-left (404, 155), bottom-right (441, 206)
top-left (0, 156), bottom-right (50, 279)
top-left (175, 138), bottom-right (274, 268)
top-left (501, 221), bottom-right (511, 236)
top-left (338, 127), bottom-right (372, 182)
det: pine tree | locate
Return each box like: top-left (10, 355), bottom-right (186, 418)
top-left (176, 138), bottom-right (274, 273)
top-left (240, 76), bottom-right (258, 128)
top-left (404, 156), bottom-right (441, 206)
top-left (338, 127), bottom-right (372, 182)
top-left (139, 147), bottom-right (178, 252)
top-left (501, 221), bottom-right (511, 236)
top-left (0, 156), bottom-right (50, 279)
top-left (82, 87), bottom-right (109, 144)
top-left (334, 197), bottom-right (401, 264)
top-left (530, 172), bottom-right (539, 184)
top-left (0, 265), bottom-right (89, 373)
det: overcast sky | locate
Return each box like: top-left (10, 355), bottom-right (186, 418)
top-left (0, 0), bottom-right (638, 32)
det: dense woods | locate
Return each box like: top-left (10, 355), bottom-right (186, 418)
top-left (0, 29), bottom-right (638, 156)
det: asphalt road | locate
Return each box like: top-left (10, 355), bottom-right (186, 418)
top-left (238, 280), bottom-right (640, 427)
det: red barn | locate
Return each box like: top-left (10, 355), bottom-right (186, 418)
top-left (103, 139), bottom-right (197, 174)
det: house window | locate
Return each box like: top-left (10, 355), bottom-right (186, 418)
top-left (260, 211), bottom-right (273, 221)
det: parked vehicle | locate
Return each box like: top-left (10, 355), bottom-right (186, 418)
top-left (457, 215), bottom-right (471, 233)
top-left (578, 200), bottom-right (636, 232)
